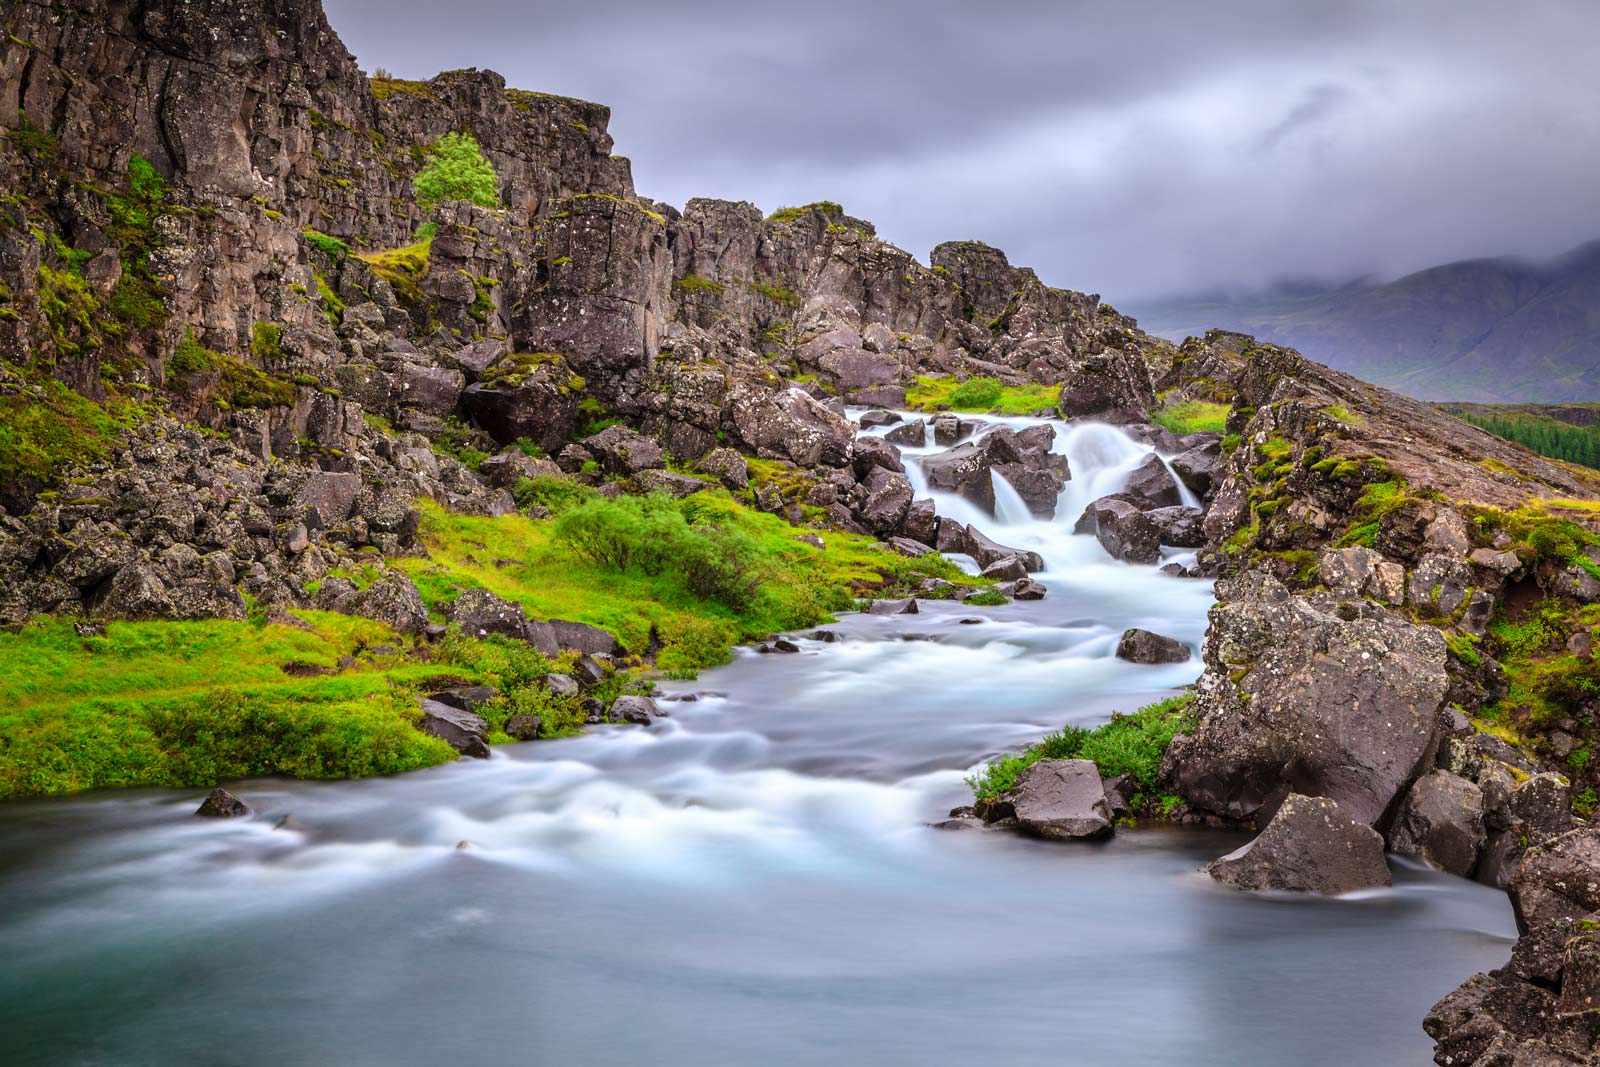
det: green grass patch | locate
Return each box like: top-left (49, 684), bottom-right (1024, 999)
top-left (358, 238), bottom-right (431, 308)
top-left (0, 371), bottom-right (143, 494)
top-left (905, 375), bottom-right (1060, 415)
top-left (1151, 400), bottom-right (1229, 435)
top-left (0, 613), bottom-right (476, 799)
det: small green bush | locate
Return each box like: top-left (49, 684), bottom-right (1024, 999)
top-left (947, 376), bottom-right (1004, 411)
top-left (514, 474), bottom-right (598, 516)
top-left (413, 132), bottom-right (500, 209)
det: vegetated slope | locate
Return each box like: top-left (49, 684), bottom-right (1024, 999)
top-left (1441, 402), bottom-right (1600, 470)
top-left (1126, 240), bottom-right (1600, 402)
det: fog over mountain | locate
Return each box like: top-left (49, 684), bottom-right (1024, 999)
top-left (325, 0), bottom-right (1600, 302)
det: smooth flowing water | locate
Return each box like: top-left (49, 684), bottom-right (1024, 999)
top-left (0, 416), bottom-right (1513, 1066)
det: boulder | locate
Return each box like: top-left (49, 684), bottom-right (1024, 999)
top-left (980, 759), bottom-right (1114, 840)
top-left (505, 714), bottom-right (543, 740)
top-left (542, 673), bottom-right (581, 698)
top-left (931, 413), bottom-right (974, 446)
top-left (852, 435), bottom-right (905, 477)
top-left (1164, 570), bottom-right (1450, 826)
top-left (1115, 628), bottom-right (1190, 664)
top-left (331, 573), bottom-right (429, 635)
top-left (867, 598), bottom-right (919, 616)
top-left (695, 447), bottom-right (750, 490)
top-left (1317, 546), bottom-right (1383, 599)
top-left (1122, 453), bottom-right (1182, 509)
top-left (1169, 440), bottom-right (1222, 497)
top-left (1075, 496), bottom-right (1161, 564)
top-left (920, 427), bottom-right (1066, 518)
top-left (858, 468), bottom-right (915, 535)
top-left (1000, 577), bottom-right (1048, 600)
top-left (1206, 794), bottom-right (1391, 894)
top-left (981, 556), bottom-right (1028, 581)
top-left (963, 525), bottom-right (1045, 572)
top-left (1146, 505), bottom-right (1205, 548)
top-left (1512, 772), bottom-right (1575, 844)
top-left (582, 424), bottom-right (665, 475)
top-left (447, 588), bottom-right (532, 641)
top-left (728, 384), bottom-right (854, 469)
top-left (460, 371), bottom-right (581, 453)
top-left (898, 498), bottom-right (938, 546)
top-left (195, 787), bottom-right (250, 818)
top-left (882, 420), bottom-right (927, 448)
top-left (858, 409), bottom-right (899, 429)
top-left (1408, 553), bottom-right (1476, 617)
top-left (428, 685), bottom-right (499, 714)
top-left (1512, 829), bottom-right (1600, 934)
top-left (1387, 770), bottom-right (1486, 877)
top-left (549, 620), bottom-right (621, 656)
top-left (608, 695), bottom-right (662, 725)
top-left (417, 699), bottom-right (490, 759)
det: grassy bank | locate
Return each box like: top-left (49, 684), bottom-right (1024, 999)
top-left (399, 488), bottom-right (970, 675)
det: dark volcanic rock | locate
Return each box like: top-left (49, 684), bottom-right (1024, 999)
top-left (505, 714), bottom-right (543, 740)
top-left (1164, 570), bottom-right (1449, 827)
top-left (417, 699), bottom-right (490, 759)
top-left (608, 695), bottom-right (662, 725)
top-left (549, 620), bottom-right (621, 656)
top-left (1146, 505), bottom-right (1206, 548)
top-left (1115, 628), bottom-right (1190, 664)
top-left (1205, 794), bottom-right (1391, 895)
top-left (195, 788), bottom-right (250, 818)
top-left (1074, 496), bottom-right (1161, 564)
top-left (1388, 770), bottom-right (1486, 877)
top-left (1122, 453), bottom-right (1182, 509)
top-left (980, 759), bottom-right (1114, 841)
top-left (867, 598), bottom-right (920, 616)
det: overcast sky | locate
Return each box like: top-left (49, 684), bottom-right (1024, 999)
top-left (325, 0), bottom-right (1600, 301)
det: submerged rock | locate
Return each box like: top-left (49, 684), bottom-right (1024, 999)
top-left (194, 788), bottom-right (250, 818)
top-left (867, 598), bottom-right (920, 616)
top-left (1204, 794), bottom-right (1391, 895)
top-left (980, 759), bottom-right (1114, 841)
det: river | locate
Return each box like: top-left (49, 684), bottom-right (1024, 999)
top-left (0, 414), bottom-right (1514, 1066)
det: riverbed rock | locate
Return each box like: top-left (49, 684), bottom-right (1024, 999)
top-left (883, 420), bottom-right (927, 448)
top-left (1204, 794), bottom-right (1391, 895)
top-left (1512, 829), bottom-right (1600, 934)
top-left (998, 578), bottom-right (1047, 600)
top-left (1169, 440), bottom-right (1222, 497)
top-left (1122, 453), bottom-right (1183, 509)
top-left (1146, 505), bottom-right (1206, 548)
top-left (608, 695), bottom-right (663, 725)
top-left (1387, 770), bottom-right (1486, 877)
top-left (417, 699), bottom-right (490, 759)
top-left (867, 598), bottom-right (920, 616)
top-left (505, 714), bottom-right (543, 740)
top-left (1115, 628), bottom-right (1190, 664)
top-left (1164, 569), bottom-right (1450, 827)
top-left (195, 788), bottom-right (250, 818)
top-left (549, 620), bottom-right (621, 656)
top-left (962, 525), bottom-right (1045, 572)
top-left (981, 759), bottom-right (1114, 841)
top-left (1074, 496), bottom-right (1161, 564)
top-left (981, 556), bottom-right (1029, 581)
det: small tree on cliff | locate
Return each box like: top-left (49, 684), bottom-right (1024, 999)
top-left (413, 132), bottom-right (500, 210)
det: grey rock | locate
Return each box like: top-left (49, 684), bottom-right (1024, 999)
top-left (1205, 794), bottom-right (1391, 895)
top-left (980, 759), bottom-right (1114, 841)
top-left (195, 788), bottom-right (250, 818)
top-left (1116, 628), bottom-right (1190, 664)
top-left (609, 695), bottom-right (662, 725)
top-left (417, 699), bottom-right (490, 759)
top-left (1388, 770), bottom-right (1486, 877)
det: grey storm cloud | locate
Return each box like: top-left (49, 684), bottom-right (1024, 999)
top-left (325, 0), bottom-right (1600, 301)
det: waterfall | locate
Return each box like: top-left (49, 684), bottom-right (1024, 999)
top-left (990, 470), bottom-right (1033, 526)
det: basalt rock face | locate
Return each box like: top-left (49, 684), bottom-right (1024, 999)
top-left (1425, 829), bottom-right (1600, 1067)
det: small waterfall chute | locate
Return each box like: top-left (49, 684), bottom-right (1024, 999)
top-left (990, 470), bottom-right (1033, 526)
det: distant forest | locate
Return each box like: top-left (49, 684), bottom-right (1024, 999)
top-left (1455, 411), bottom-right (1600, 471)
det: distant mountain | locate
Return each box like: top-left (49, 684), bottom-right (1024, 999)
top-left (1123, 241), bottom-right (1600, 402)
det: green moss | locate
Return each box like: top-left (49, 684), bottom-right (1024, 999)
top-left (250, 322), bottom-right (284, 365)
top-left (0, 370), bottom-right (142, 492)
top-left (358, 238), bottom-right (431, 308)
top-left (674, 274), bottom-right (726, 296)
top-left (371, 76), bottom-right (435, 102)
top-left (303, 229), bottom-right (351, 258)
top-left (398, 492), bottom-right (969, 677)
top-left (6, 112), bottom-right (57, 159)
top-left (768, 201), bottom-right (843, 225)
top-left (1322, 404), bottom-right (1366, 427)
top-left (744, 279), bottom-right (799, 306)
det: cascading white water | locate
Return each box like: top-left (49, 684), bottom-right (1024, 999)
top-left (0, 408), bottom-right (1515, 1067)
